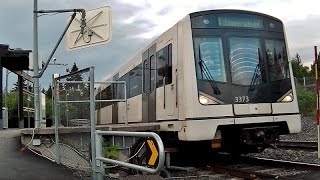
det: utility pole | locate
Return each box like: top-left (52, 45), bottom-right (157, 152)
top-left (33, 0), bottom-right (85, 128)
top-left (33, 0), bottom-right (40, 128)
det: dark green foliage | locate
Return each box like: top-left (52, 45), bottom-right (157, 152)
top-left (102, 140), bottom-right (119, 159)
top-left (65, 63), bottom-right (83, 90)
top-left (297, 88), bottom-right (316, 117)
top-left (6, 91), bottom-right (34, 118)
top-left (45, 97), bottom-right (52, 119)
top-left (46, 85), bottom-right (52, 99)
top-left (7, 91), bottom-right (18, 117)
top-left (291, 53), bottom-right (313, 78)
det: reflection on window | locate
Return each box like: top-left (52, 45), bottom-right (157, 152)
top-left (229, 37), bottom-right (261, 85)
top-left (265, 40), bottom-right (289, 81)
top-left (156, 44), bottom-right (172, 87)
top-left (198, 38), bottom-right (226, 82)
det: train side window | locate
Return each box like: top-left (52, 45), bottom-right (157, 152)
top-left (129, 64), bottom-right (142, 98)
top-left (119, 74), bottom-right (129, 99)
top-left (105, 86), bottom-right (112, 106)
top-left (143, 59), bottom-right (151, 95)
top-left (95, 88), bottom-right (101, 110)
top-left (150, 55), bottom-right (156, 92)
top-left (167, 44), bottom-right (172, 84)
top-left (156, 43), bottom-right (172, 88)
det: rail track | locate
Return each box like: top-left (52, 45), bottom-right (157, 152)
top-left (275, 141), bottom-right (317, 150)
top-left (166, 154), bottom-right (320, 179)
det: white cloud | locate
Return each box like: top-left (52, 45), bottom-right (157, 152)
top-left (2, 0), bottom-right (320, 87)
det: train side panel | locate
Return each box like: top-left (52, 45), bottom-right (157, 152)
top-left (118, 95), bottom-right (142, 123)
top-left (99, 105), bottom-right (113, 124)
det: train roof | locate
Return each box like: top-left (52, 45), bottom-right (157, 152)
top-left (99, 9), bottom-right (283, 86)
top-left (190, 9), bottom-right (282, 23)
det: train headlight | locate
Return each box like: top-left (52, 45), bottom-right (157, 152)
top-left (199, 95), bottom-right (215, 104)
top-left (281, 93), bottom-right (293, 102)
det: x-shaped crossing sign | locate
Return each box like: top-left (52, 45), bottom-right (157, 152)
top-left (66, 6), bottom-right (112, 51)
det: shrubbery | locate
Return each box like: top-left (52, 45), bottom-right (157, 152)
top-left (296, 88), bottom-right (316, 117)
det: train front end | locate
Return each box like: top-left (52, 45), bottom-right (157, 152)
top-left (180, 10), bottom-right (301, 153)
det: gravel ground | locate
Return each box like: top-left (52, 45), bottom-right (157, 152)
top-left (280, 117), bottom-right (318, 141)
top-left (248, 117), bottom-right (320, 165)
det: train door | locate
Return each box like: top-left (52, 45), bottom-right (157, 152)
top-left (156, 42), bottom-right (175, 120)
top-left (142, 44), bottom-right (157, 122)
top-left (164, 41), bottom-right (175, 116)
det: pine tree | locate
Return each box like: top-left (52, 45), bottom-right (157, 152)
top-left (65, 63), bottom-right (83, 90)
top-left (46, 85), bottom-right (53, 99)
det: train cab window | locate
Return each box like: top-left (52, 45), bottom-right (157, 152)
top-left (156, 44), bottom-right (172, 88)
top-left (265, 40), bottom-right (289, 81)
top-left (196, 38), bottom-right (226, 83)
top-left (229, 37), bottom-right (261, 85)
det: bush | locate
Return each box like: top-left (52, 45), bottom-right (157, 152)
top-left (296, 88), bottom-right (316, 117)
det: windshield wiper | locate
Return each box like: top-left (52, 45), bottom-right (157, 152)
top-left (248, 48), bottom-right (265, 92)
top-left (248, 63), bottom-right (261, 92)
top-left (198, 47), bottom-right (221, 95)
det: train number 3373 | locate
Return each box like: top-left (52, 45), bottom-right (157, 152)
top-left (234, 96), bottom-right (249, 103)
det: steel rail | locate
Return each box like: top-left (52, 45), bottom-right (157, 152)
top-left (276, 141), bottom-right (317, 150)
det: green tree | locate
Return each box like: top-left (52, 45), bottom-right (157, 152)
top-left (11, 79), bottom-right (28, 91)
top-left (46, 85), bottom-right (53, 99)
top-left (66, 63), bottom-right (83, 90)
top-left (309, 53), bottom-right (320, 77)
top-left (46, 97), bottom-right (53, 119)
top-left (291, 53), bottom-right (312, 78)
top-left (7, 91), bottom-right (18, 117)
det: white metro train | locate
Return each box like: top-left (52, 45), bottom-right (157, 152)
top-left (95, 9), bottom-right (301, 153)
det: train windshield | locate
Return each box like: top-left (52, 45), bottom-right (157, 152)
top-left (191, 11), bottom-right (292, 105)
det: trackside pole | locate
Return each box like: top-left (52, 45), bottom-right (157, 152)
top-left (89, 67), bottom-right (98, 180)
top-left (314, 46), bottom-right (320, 159)
top-left (33, 0), bottom-right (40, 128)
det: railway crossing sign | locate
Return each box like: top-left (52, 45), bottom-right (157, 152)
top-left (147, 139), bottom-right (159, 166)
top-left (66, 6), bottom-right (112, 51)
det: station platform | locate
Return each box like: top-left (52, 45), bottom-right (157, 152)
top-left (20, 123), bottom-right (161, 135)
top-left (20, 123), bottom-right (161, 175)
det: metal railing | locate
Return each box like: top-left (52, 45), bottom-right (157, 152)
top-left (53, 67), bottom-right (93, 169)
top-left (53, 67), bottom-right (164, 179)
top-left (95, 81), bottom-right (128, 125)
top-left (95, 130), bottom-right (165, 179)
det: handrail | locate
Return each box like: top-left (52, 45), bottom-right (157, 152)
top-left (95, 130), bottom-right (165, 174)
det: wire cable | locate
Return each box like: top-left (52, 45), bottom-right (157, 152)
top-left (20, 127), bottom-right (37, 151)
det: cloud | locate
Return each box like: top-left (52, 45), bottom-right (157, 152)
top-left (285, 15), bottom-right (320, 63)
top-left (2, 0), bottom-right (320, 89)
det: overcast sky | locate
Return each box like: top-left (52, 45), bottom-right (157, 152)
top-left (1, 0), bottom-right (320, 89)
